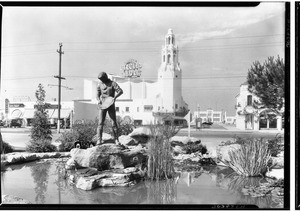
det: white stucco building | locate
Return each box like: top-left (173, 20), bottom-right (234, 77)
top-left (193, 109), bottom-right (226, 123)
top-left (74, 29), bottom-right (188, 125)
top-left (235, 83), bottom-right (283, 131)
top-left (1, 100), bottom-right (73, 127)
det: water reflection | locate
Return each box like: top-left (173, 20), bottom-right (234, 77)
top-left (212, 167), bottom-right (281, 208)
top-left (1, 159), bottom-right (283, 207)
top-left (145, 178), bottom-right (177, 204)
top-left (30, 160), bottom-right (51, 204)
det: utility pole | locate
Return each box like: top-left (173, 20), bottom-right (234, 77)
top-left (54, 43), bottom-right (65, 134)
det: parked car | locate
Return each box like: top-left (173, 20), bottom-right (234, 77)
top-left (202, 122), bottom-right (213, 128)
top-left (9, 118), bottom-right (23, 128)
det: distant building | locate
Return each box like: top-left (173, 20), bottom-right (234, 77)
top-left (2, 101), bottom-right (73, 127)
top-left (225, 116), bottom-right (236, 124)
top-left (75, 29), bottom-right (188, 125)
top-left (235, 83), bottom-right (283, 131)
top-left (193, 109), bottom-right (226, 123)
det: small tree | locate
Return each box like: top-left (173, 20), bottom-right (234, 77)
top-left (247, 56), bottom-right (285, 113)
top-left (27, 84), bottom-right (55, 152)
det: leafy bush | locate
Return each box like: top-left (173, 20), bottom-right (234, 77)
top-left (56, 130), bottom-right (80, 152)
top-left (182, 142), bottom-right (207, 154)
top-left (267, 134), bottom-right (283, 157)
top-left (147, 123), bottom-right (177, 180)
top-left (226, 138), bottom-right (271, 177)
top-left (72, 119), bottom-right (98, 148)
top-left (0, 133), bottom-right (13, 154)
top-left (103, 116), bottom-right (135, 136)
top-left (26, 138), bottom-right (57, 153)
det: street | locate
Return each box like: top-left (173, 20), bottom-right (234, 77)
top-left (0, 127), bottom-right (66, 151)
top-left (1, 124), bottom-right (282, 151)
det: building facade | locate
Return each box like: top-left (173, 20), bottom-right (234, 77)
top-left (74, 29), bottom-right (188, 125)
top-left (235, 83), bottom-right (283, 131)
top-left (1, 100), bottom-right (73, 127)
top-left (193, 109), bottom-right (226, 123)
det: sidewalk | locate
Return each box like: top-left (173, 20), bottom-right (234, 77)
top-left (182, 123), bottom-right (284, 134)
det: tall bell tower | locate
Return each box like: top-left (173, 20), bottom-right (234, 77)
top-left (157, 29), bottom-right (184, 113)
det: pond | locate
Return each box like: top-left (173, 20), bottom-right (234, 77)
top-left (1, 158), bottom-right (283, 208)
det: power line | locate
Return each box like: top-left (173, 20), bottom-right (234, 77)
top-left (1, 33), bottom-right (284, 49)
top-left (3, 76), bottom-right (53, 80)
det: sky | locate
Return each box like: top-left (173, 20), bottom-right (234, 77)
top-left (1, 3), bottom-right (285, 116)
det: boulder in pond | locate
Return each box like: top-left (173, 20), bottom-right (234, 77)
top-left (69, 167), bottom-right (145, 190)
top-left (216, 144), bottom-right (241, 165)
top-left (170, 136), bottom-right (201, 146)
top-left (69, 143), bottom-right (147, 171)
top-left (2, 195), bottom-right (31, 204)
top-left (129, 127), bottom-right (152, 137)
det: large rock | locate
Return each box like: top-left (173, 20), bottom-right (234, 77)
top-left (119, 135), bottom-right (137, 146)
top-left (216, 144), bottom-right (241, 165)
top-left (270, 156), bottom-right (284, 169)
top-left (1, 152), bottom-right (71, 167)
top-left (92, 133), bottom-right (114, 144)
top-left (69, 143), bottom-right (147, 171)
top-left (129, 127), bottom-right (152, 137)
top-left (266, 168), bottom-right (284, 180)
top-left (68, 167), bottom-right (145, 190)
top-left (170, 136), bottom-right (201, 146)
top-left (2, 195), bottom-right (31, 204)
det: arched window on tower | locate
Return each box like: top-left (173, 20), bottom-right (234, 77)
top-left (168, 37), bottom-right (171, 45)
top-left (247, 95), bottom-right (252, 106)
top-left (167, 54), bottom-right (171, 63)
top-left (163, 55), bottom-right (165, 62)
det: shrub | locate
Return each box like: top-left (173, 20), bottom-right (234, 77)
top-left (72, 119), bottom-right (98, 148)
top-left (147, 123), bottom-right (177, 180)
top-left (56, 130), bottom-right (80, 152)
top-left (27, 84), bottom-right (53, 152)
top-left (222, 135), bottom-right (284, 157)
top-left (26, 138), bottom-right (57, 153)
top-left (182, 142), bottom-right (207, 154)
top-left (226, 138), bottom-right (271, 177)
top-left (103, 116), bottom-right (135, 136)
top-left (0, 133), bottom-right (13, 154)
top-left (267, 134), bottom-right (283, 157)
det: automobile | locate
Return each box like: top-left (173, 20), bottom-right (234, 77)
top-left (201, 122), bottom-right (213, 128)
top-left (0, 120), bottom-right (5, 127)
top-left (9, 118), bottom-right (23, 128)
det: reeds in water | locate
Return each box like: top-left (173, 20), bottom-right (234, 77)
top-left (147, 123), bottom-right (178, 180)
top-left (227, 139), bottom-right (271, 177)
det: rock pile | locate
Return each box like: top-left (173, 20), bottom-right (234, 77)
top-left (65, 143), bottom-right (147, 190)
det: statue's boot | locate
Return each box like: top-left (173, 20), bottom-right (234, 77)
top-left (112, 127), bottom-right (121, 145)
top-left (96, 128), bottom-right (103, 145)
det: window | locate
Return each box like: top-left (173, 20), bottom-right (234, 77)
top-left (137, 107), bottom-right (139, 112)
top-left (116, 107), bottom-right (119, 112)
top-left (247, 95), bottom-right (252, 106)
top-left (144, 105), bottom-right (153, 112)
top-left (208, 111), bottom-right (212, 117)
top-left (213, 113), bottom-right (220, 117)
top-left (163, 55), bottom-right (165, 62)
top-left (213, 118), bottom-right (220, 122)
top-left (175, 104), bottom-right (178, 109)
top-left (125, 107), bottom-right (129, 112)
top-left (167, 54), bottom-right (171, 63)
